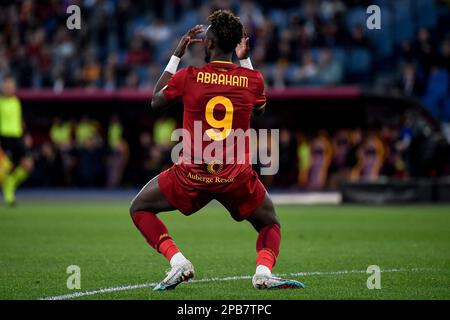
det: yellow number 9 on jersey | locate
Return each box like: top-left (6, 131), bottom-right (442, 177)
top-left (205, 96), bottom-right (234, 141)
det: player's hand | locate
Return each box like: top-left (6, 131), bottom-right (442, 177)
top-left (235, 33), bottom-right (250, 60)
top-left (173, 25), bottom-right (204, 58)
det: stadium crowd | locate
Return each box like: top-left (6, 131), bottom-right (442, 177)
top-left (28, 115), bottom-right (178, 188)
top-left (0, 0), bottom-right (449, 122)
top-left (0, 0), bottom-right (449, 189)
top-left (23, 113), bottom-right (437, 190)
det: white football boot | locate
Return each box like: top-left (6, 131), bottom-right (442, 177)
top-left (252, 274), bottom-right (305, 289)
top-left (153, 260), bottom-right (195, 291)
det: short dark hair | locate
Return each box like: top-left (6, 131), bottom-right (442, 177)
top-left (208, 10), bottom-right (243, 53)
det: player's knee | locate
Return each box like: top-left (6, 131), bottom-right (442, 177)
top-left (267, 212), bottom-right (280, 228)
top-left (261, 200), bottom-right (280, 227)
top-left (129, 196), bottom-right (157, 217)
top-left (129, 198), bottom-right (140, 217)
top-left (248, 207), bottom-right (280, 231)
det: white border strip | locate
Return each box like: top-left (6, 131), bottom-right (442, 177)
top-left (40, 267), bottom-right (429, 300)
top-left (271, 192), bottom-right (342, 205)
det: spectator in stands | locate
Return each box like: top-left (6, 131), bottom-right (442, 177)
top-left (440, 38), bottom-right (450, 141)
top-left (413, 27), bottom-right (438, 75)
top-left (32, 141), bottom-right (64, 187)
top-left (350, 132), bottom-right (385, 182)
top-left (289, 17), bottom-right (313, 58)
top-left (398, 40), bottom-right (415, 63)
top-left (125, 70), bottom-right (140, 89)
top-left (75, 116), bottom-right (100, 148)
top-left (153, 117), bottom-right (177, 149)
top-left (345, 128), bottom-right (363, 172)
top-left (140, 62), bottom-right (162, 90)
top-left (396, 62), bottom-right (425, 97)
top-left (277, 29), bottom-right (293, 62)
top-left (35, 45), bottom-right (52, 88)
top-left (1, 0), bottom-right (449, 190)
top-left (140, 18), bottom-right (172, 45)
top-left (297, 132), bottom-right (311, 188)
top-left (349, 24), bottom-right (370, 48)
top-left (256, 17), bottom-right (278, 62)
top-left (258, 129), bottom-right (278, 188)
top-left (306, 131), bottom-right (333, 189)
top-left (13, 45), bottom-right (33, 88)
top-left (103, 66), bottom-right (117, 92)
top-left (274, 128), bottom-right (298, 187)
top-left (50, 118), bottom-right (72, 150)
top-left (152, 117), bottom-right (177, 170)
top-left (138, 131), bottom-right (163, 185)
top-left (239, 0), bottom-right (265, 30)
top-left (316, 48), bottom-right (343, 85)
top-left (125, 36), bottom-right (151, 67)
top-left (422, 63), bottom-right (449, 119)
top-left (440, 38), bottom-right (450, 76)
top-left (53, 27), bottom-right (76, 64)
top-left (271, 61), bottom-right (289, 89)
top-left (295, 51), bottom-right (318, 85)
top-left (329, 129), bottom-right (351, 188)
top-left (103, 52), bottom-right (122, 90)
top-left (106, 115), bottom-right (129, 188)
top-left (392, 125), bottom-right (411, 179)
top-left (398, 115), bottom-right (414, 172)
top-left (75, 116), bottom-right (104, 186)
top-left (0, 0), bottom-right (447, 97)
top-left (50, 117), bottom-right (75, 186)
top-left (314, 19), bottom-right (345, 47)
top-left (80, 53), bottom-right (101, 88)
top-left (115, 0), bottom-right (133, 51)
top-left (320, 0), bottom-right (346, 21)
top-left (0, 48), bottom-right (9, 85)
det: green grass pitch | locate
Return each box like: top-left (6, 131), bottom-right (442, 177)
top-left (0, 201), bottom-right (449, 300)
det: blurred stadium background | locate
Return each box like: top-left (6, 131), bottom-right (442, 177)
top-left (0, 0), bottom-right (450, 203)
top-left (1, 0), bottom-right (450, 301)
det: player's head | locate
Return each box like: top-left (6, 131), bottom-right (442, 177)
top-left (1, 75), bottom-right (16, 96)
top-left (204, 10), bottom-right (243, 62)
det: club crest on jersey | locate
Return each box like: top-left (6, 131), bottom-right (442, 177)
top-left (206, 160), bottom-right (223, 175)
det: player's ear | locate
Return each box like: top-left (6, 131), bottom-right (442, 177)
top-left (206, 38), bottom-right (214, 51)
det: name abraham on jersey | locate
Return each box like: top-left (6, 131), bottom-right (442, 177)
top-left (196, 72), bottom-right (249, 88)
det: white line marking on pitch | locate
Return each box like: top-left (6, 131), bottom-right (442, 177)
top-left (40, 267), bottom-right (431, 300)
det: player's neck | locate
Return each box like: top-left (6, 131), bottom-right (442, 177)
top-left (209, 53), bottom-right (232, 63)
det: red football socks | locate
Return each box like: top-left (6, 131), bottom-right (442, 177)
top-left (131, 211), bottom-right (180, 261)
top-left (158, 238), bottom-right (180, 261)
top-left (132, 211), bottom-right (281, 269)
top-left (256, 224), bottom-right (281, 271)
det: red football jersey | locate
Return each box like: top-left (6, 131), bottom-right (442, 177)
top-left (163, 61), bottom-right (266, 189)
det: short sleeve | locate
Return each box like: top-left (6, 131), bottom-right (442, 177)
top-left (254, 72), bottom-right (266, 107)
top-left (163, 68), bottom-right (187, 101)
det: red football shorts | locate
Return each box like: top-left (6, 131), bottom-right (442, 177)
top-left (158, 164), bottom-right (267, 221)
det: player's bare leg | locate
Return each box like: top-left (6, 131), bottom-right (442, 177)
top-left (129, 176), bottom-right (195, 291)
top-left (247, 193), bottom-right (305, 289)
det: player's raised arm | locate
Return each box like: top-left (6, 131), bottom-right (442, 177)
top-left (236, 34), bottom-right (266, 116)
top-left (236, 33), bottom-right (253, 70)
top-left (151, 25), bottom-right (204, 112)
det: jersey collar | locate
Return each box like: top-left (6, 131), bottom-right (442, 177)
top-left (210, 60), bottom-right (233, 64)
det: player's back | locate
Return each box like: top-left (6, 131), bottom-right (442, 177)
top-left (163, 60), bottom-right (266, 190)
